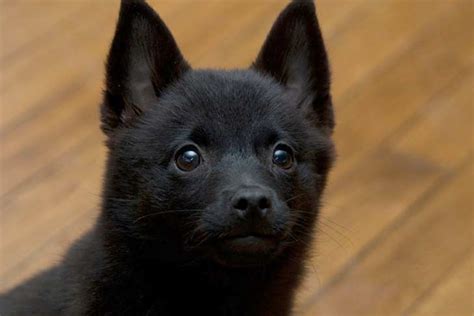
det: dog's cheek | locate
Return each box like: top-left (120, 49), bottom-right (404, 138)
top-left (288, 163), bottom-right (319, 212)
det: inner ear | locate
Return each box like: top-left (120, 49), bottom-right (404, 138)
top-left (101, 0), bottom-right (190, 136)
top-left (253, 0), bottom-right (334, 132)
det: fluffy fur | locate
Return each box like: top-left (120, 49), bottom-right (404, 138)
top-left (0, 0), bottom-right (334, 315)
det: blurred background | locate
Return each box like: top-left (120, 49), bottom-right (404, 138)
top-left (0, 0), bottom-right (472, 315)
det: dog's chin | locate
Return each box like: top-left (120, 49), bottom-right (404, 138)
top-left (211, 235), bottom-right (283, 268)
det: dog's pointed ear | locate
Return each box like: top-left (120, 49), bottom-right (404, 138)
top-left (101, 0), bottom-right (190, 136)
top-left (253, 0), bottom-right (334, 133)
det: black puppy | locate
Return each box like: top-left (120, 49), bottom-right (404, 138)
top-left (1, 0), bottom-right (334, 314)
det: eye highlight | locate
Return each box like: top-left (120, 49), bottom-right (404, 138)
top-left (175, 145), bottom-right (201, 171)
top-left (272, 144), bottom-right (294, 169)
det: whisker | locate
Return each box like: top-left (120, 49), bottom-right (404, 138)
top-left (286, 229), bottom-right (313, 249)
top-left (289, 217), bottom-right (349, 251)
top-left (290, 208), bottom-right (353, 246)
top-left (319, 215), bottom-right (353, 233)
top-left (284, 193), bottom-right (306, 203)
top-left (289, 208), bottom-right (314, 215)
top-left (133, 209), bottom-right (201, 224)
top-left (314, 226), bottom-right (347, 250)
top-left (317, 220), bottom-right (353, 247)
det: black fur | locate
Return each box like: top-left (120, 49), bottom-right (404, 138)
top-left (1, 0), bottom-right (334, 315)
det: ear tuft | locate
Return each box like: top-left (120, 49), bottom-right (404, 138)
top-left (253, 0), bottom-right (334, 132)
top-left (101, 0), bottom-right (190, 136)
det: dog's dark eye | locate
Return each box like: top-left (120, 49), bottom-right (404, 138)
top-left (272, 144), bottom-right (294, 169)
top-left (175, 146), bottom-right (201, 171)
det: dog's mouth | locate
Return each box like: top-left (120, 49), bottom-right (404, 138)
top-left (221, 234), bottom-right (278, 252)
top-left (211, 233), bottom-right (283, 267)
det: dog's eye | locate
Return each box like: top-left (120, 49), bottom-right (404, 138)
top-left (175, 146), bottom-right (201, 171)
top-left (272, 144), bottom-right (294, 169)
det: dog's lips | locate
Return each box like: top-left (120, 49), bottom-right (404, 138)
top-left (219, 235), bottom-right (278, 253)
top-left (212, 234), bottom-right (282, 267)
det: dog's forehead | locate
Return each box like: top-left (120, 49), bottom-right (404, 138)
top-left (163, 70), bottom-right (291, 125)
top-left (140, 69), bottom-right (305, 151)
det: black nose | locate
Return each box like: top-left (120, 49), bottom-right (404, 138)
top-left (231, 187), bottom-right (272, 219)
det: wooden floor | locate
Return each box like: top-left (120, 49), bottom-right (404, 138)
top-left (1, 1), bottom-right (472, 315)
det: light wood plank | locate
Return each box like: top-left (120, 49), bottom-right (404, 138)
top-left (303, 160), bottom-right (473, 315)
top-left (0, 1), bottom-right (89, 62)
top-left (407, 252), bottom-right (474, 316)
top-left (333, 1), bottom-right (473, 176)
top-left (328, 0), bottom-right (456, 98)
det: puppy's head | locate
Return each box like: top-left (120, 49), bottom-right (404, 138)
top-left (101, 0), bottom-right (334, 267)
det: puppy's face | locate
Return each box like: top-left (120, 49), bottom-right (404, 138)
top-left (101, 1), bottom-right (334, 267)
